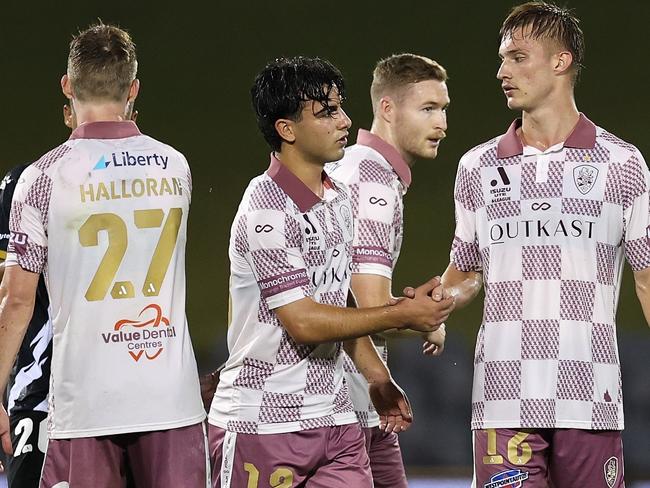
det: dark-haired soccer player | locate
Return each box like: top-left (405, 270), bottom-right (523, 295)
top-left (208, 56), bottom-right (454, 487)
top-left (438, 2), bottom-right (650, 487)
top-left (0, 24), bottom-right (207, 487)
top-left (327, 53), bottom-right (450, 488)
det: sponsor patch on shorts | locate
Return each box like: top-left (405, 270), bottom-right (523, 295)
top-left (484, 469), bottom-right (529, 488)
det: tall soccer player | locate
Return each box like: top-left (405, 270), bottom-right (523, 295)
top-left (0, 24), bottom-right (208, 487)
top-left (208, 56), bottom-right (454, 487)
top-left (327, 53), bottom-right (450, 488)
top-left (438, 2), bottom-right (650, 487)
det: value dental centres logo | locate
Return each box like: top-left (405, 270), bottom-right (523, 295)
top-left (102, 304), bottom-right (177, 362)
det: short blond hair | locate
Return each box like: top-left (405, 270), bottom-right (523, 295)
top-left (68, 23), bottom-right (138, 102)
top-left (370, 53), bottom-right (447, 111)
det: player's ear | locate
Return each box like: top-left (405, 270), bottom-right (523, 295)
top-left (128, 79), bottom-right (140, 103)
top-left (378, 96), bottom-right (395, 123)
top-left (61, 74), bottom-right (73, 100)
top-left (275, 118), bottom-right (297, 145)
top-left (554, 51), bottom-right (573, 76)
top-left (63, 104), bottom-right (74, 129)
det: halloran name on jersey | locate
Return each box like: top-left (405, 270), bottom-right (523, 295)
top-left (80, 177), bottom-right (183, 203)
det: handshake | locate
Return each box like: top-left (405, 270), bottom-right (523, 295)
top-left (389, 276), bottom-right (454, 356)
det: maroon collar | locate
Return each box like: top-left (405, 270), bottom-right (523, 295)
top-left (496, 113), bottom-right (596, 159)
top-left (69, 121), bottom-right (142, 140)
top-left (266, 154), bottom-right (334, 212)
top-left (356, 129), bottom-right (412, 188)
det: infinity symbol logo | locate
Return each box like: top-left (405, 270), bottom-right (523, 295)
top-left (369, 197), bottom-right (388, 206)
top-left (531, 202), bottom-right (551, 211)
top-left (255, 224), bottom-right (274, 233)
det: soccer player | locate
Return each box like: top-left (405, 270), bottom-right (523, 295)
top-left (0, 164), bottom-right (51, 488)
top-left (440, 2), bottom-right (650, 487)
top-left (0, 24), bottom-right (207, 487)
top-left (327, 53), bottom-right (450, 488)
top-left (208, 56), bottom-right (454, 487)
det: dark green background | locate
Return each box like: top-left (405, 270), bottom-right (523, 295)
top-left (2, 0), bottom-right (649, 478)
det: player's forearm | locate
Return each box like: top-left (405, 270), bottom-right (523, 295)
top-left (441, 264), bottom-right (482, 310)
top-left (343, 336), bottom-right (390, 384)
top-left (0, 290), bottom-right (34, 392)
top-left (281, 301), bottom-right (410, 345)
top-left (634, 270), bottom-right (650, 326)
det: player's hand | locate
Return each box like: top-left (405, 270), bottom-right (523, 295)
top-left (199, 367), bottom-right (222, 412)
top-left (0, 404), bottom-right (12, 459)
top-left (423, 323), bottom-right (446, 356)
top-left (369, 379), bottom-right (413, 433)
top-left (394, 277), bottom-right (455, 332)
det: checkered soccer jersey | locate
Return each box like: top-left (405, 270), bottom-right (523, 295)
top-left (451, 114), bottom-right (650, 430)
top-left (327, 129), bottom-right (411, 428)
top-left (209, 154), bottom-right (358, 434)
top-left (6, 121), bottom-right (205, 439)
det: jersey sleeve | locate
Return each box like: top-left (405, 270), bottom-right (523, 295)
top-left (238, 207), bottom-right (313, 309)
top-left (351, 176), bottom-right (398, 279)
top-left (450, 155), bottom-right (482, 272)
top-left (622, 150), bottom-right (650, 271)
top-left (5, 165), bottom-right (49, 273)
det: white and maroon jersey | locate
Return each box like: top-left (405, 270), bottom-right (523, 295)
top-left (451, 114), bottom-right (650, 431)
top-left (327, 129), bottom-right (411, 428)
top-left (209, 155), bottom-right (357, 434)
top-left (6, 121), bottom-right (205, 439)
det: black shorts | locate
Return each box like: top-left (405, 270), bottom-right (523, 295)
top-left (7, 411), bottom-right (47, 488)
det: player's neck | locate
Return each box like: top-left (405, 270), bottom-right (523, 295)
top-left (370, 120), bottom-right (414, 167)
top-left (520, 95), bottom-right (579, 151)
top-left (72, 101), bottom-right (133, 126)
top-left (275, 149), bottom-right (325, 197)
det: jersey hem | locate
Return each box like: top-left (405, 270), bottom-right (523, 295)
top-left (207, 412), bottom-right (358, 434)
top-left (49, 412), bottom-right (206, 439)
top-left (471, 419), bottom-right (624, 431)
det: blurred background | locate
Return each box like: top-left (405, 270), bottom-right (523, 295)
top-left (1, 0), bottom-right (649, 485)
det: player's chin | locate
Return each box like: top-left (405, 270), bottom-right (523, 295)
top-left (326, 147), bottom-right (346, 162)
top-left (505, 97), bottom-right (524, 111)
top-left (415, 145), bottom-right (439, 160)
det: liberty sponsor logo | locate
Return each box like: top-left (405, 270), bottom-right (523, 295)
top-left (530, 202), bottom-right (551, 211)
top-left (8, 231), bottom-right (29, 254)
top-left (80, 177), bottom-right (183, 203)
top-left (254, 224), bottom-right (273, 233)
top-left (573, 165), bottom-right (598, 195)
top-left (604, 456), bottom-right (618, 488)
top-left (93, 152), bottom-right (169, 171)
top-left (369, 196), bottom-right (388, 206)
top-left (484, 469), bottom-right (529, 488)
top-left (102, 304), bottom-right (176, 362)
top-left (490, 218), bottom-right (595, 244)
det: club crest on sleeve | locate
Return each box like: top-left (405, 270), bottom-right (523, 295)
top-left (604, 456), bottom-right (618, 488)
top-left (573, 165), bottom-right (598, 195)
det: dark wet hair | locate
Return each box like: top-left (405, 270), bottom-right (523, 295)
top-left (500, 2), bottom-right (584, 83)
top-left (251, 56), bottom-right (346, 152)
